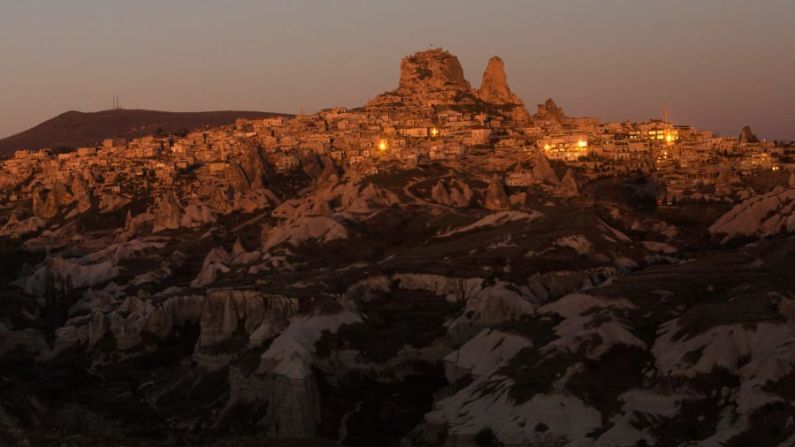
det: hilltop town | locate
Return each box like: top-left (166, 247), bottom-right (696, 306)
top-left (1, 48), bottom-right (792, 232)
top-left (2, 49), bottom-right (795, 447)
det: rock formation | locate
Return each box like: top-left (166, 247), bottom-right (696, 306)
top-left (152, 191), bottom-right (182, 232)
top-left (368, 48), bottom-right (475, 107)
top-left (739, 126), bottom-right (759, 144)
top-left (198, 289), bottom-right (299, 349)
top-left (240, 146), bottom-right (272, 189)
top-left (534, 98), bottom-right (566, 122)
top-left (477, 56), bottom-right (530, 122)
top-left (477, 56), bottom-right (522, 106)
top-left (532, 151), bottom-right (560, 185)
top-left (70, 174), bottom-right (94, 214)
top-left (31, 189), bottom-right (49, 219)
top-left (557, 169), bottom-right (579, 197)
top-left (710, 186), bottom-right (795, 242)
top-left (397, 48), bottom-right (471, 95)
top-left (431, 181), bottom-right (452, 206)
top-left (715, 166), bottom-right (741, 194)
top-left (483, 174), bottom-right (511, 210)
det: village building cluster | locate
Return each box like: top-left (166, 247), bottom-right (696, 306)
top-left (1, 99), bottom-right (793, 209)
top-left (1, 48), bottom-right (793, 210)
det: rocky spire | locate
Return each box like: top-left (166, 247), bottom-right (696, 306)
top-left (534, 98), bottom-right (566, 122)
top-left (739, 126), bottom-right (759, 144)
top-left (478, 56), bottom-right (531, 122)
top-left (477, 56), bottom-right (523, 106)
top-left (483, 174), bottom-right (511, 210)
top-left (557, 169), bottom-right (579, 197)
top-left (532, 151), bottom-right (560, 185)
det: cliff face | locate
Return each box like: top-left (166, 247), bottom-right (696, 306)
top-left (368, 49), bottom-right (529, 122)
top-left (397, 48), bottom-right (471, 94)
top-left (368, 48), bottom-right (475, 107)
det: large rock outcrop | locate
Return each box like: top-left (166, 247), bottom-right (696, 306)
top-left (368, 48), bottom-right (475, 107)
top-left (709, 186), bottom-right (795, 242)
top-left (397, 48), bottom-right (470, 94)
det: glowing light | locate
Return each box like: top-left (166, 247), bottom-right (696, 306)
top-left (430, 127), bottom-right (439, 137)
top-left (543, 144), bottom-right (551, 150)
top-left (577, 140), bottom-right (588, 148)
top-left (378, 139), bottom-right (388, 152)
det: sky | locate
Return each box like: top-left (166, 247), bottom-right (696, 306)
top-left (1, 0), bottom-right (794, 140)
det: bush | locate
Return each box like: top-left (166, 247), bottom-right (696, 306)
top-left (474, 426), bottom-right (501, 447)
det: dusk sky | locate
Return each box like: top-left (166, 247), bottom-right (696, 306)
top-left (1, 0), bottom-right (793, 140)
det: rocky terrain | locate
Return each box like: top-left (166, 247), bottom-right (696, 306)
top-left (0, 109), bottom-right (289, 156)
top-left (1, 49), bottom-right (794, 447)
top-left (367, 48), bottom-right (530, 123)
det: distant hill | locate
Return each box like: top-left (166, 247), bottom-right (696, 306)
top-left (0, 109), bottom-right (291, 156)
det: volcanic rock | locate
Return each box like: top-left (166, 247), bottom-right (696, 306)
top-left (483, 174), bottom-right (511, 210)
top-left (431, 181), bottom-right (452, 206)
top-left (398, 48), bottom-right (470, 94)
top-left (477, 56), bottom-right (523, 106)
top-left (557, 169), bottom-right (579, 197)
top-left (532, 151), bottom-right (560, 185)
top-left (368, 48), bottom-right (475, 107)
top-left (710, 186), bottom-right (795, 241)
top-left (534, 98), bottom-right (566, 122)
top-left (240, 146), bottom-right (272, 189)
top-left (739, 126), bottom-right (759, 144)
top-left (152, 191), bottom-right (182, 232)
top-left (478, 56), bottom-right (531, 122)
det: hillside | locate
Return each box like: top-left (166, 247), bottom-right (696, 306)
top-left (0, 109), bottom-right (291, 155)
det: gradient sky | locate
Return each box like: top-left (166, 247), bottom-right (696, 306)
top-left (1, 0), bottom-right (793, 140)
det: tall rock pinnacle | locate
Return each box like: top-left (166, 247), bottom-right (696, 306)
top-left (739, 126), bottom-right (759, 144)
top-left (477, 56), bottom-right (530, 122)
top-left (477, 56), bottom-right (522, 105)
